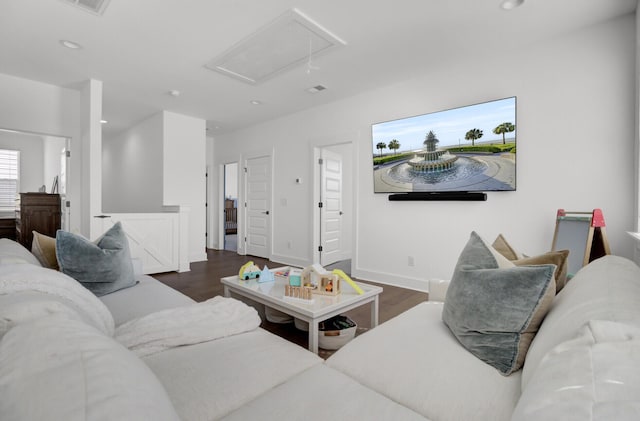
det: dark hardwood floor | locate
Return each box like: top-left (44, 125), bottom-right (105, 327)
top-left (153, 249), bottom-right (429, 358)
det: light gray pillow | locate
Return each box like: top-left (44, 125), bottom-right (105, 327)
top-left (442, 231), bottom-right (556, 376)
top-left (56, 222), bottom-right (136, 297)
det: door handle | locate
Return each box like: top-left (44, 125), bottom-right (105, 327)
top-left (93, 215), bottom-right (111, 218)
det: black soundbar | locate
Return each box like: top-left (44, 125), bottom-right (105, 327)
top-left (388, 192), bottom-right (487, 201)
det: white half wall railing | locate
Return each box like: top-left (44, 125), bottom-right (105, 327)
top-left (95, 207), bottom-right (190, 274)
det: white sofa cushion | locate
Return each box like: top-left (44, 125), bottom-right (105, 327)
top-left (221, 365), bottom-right (429, 421)
top-left (512, 320), bottom-right (640, 420)
top-left (327, 302), bottom-right (521, 421)
top-left (0, 263), bottom-right (115, 336)
top-left (0, 315), bottom-right (179, 421)
top-left (0, 238), bottom-right (42, 266)
top-left (143, 328), bottom-right (323, 420)
top-left (100, 275), bottom-right (195, 325)
top-left (522, 255), bottom-right (640, 389)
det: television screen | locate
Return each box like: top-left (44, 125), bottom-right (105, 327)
top-left (372, 97), bottom-right (516, 194)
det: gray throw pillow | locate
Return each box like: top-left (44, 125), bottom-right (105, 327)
top-left (442, 231), bottom-right (556, 376)
top-left (56, 222), bottom-right (136, 296)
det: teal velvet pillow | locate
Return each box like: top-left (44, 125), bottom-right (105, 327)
top-left (442, 232), bottom-right (556, 376)
top-left (56, 222), bottom-right (136, 297)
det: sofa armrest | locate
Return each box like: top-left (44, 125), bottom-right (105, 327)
top-left (428, 279), bottom-right (450, 302)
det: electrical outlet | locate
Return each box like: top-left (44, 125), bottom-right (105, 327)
top-left (408, 256), bottom-right (415, 267)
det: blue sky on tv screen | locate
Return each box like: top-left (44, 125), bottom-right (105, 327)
top-left (372, 97), bottom-right (516, 152)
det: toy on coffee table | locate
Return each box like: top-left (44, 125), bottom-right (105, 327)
top-left (284, 267), bottom-right (316, 302)
top-left (258, 266), bottom-right (274, 283)
top-left (238, 261), bottom-right (261, 280)
top-left (284, 284), bottom-right (315, 301)
top-left (274, 267), bottom-right (291, 281)
top-left (302, 264), bottom-right (341, 296)
top-left (331, 269), bottom-right (364, 295)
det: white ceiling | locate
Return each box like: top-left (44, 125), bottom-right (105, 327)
top-left (0, 0), bottom-right (636, 137)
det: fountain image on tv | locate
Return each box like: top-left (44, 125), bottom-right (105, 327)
top-left (372, 97), bottom-right (516, 194)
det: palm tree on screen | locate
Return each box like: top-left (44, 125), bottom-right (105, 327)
top-left (388, 139), bottom-right (400, 155)
top-left (465, 128), bottom-right (483, 146)
top-left (376, 142), bottom-right (387, 157)
top-left (493, 122), bottom-right (515, 145)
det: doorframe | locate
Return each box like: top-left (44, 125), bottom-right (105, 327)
top-left (312, 141), bottom-right (353, 265)
top-left (0, 127), bottom-right (72, 230)
top-left (59, 138), bottom-right (71, 231)
top-left (219, 161), bottom-right (239, 252)
top-left (240, 149), bottom-right (274, 258)
top-left (217, 161), bottom-right (236, 251)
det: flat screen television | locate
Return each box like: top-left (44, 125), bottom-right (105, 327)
top-left (372, 97), bottom-right (516, 195)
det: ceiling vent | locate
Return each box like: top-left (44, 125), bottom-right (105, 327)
top-left (307, 85), bottom-right (327, 93)
top-left (205, 9), bottom-right (346, 85)
top-left (60, 0), bottom-right (110, 15)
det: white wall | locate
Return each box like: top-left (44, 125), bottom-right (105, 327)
top-left (0, 131), bottom-right (44, 193)
top-left (634, 8), bottom-right (640, 265)
top-left (206, 136), bottom-right (215, 248)
top-left (0, 73), bottom-right (82, 233)
top-left (163, 111), bottom-right (207, 263)
top-left (43, 136), bottom-right (67, 192)
top-left (104, 110), bottom-right (207, 264)
top-left (81, 79), bottom-right (103, 238)
top-left (103, 113), bottom-right (164, 212)
top-left (213, 14), bottom-right (636, 291)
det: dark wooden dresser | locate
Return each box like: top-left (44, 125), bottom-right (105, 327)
top-left (15, 193), bottom-right (61, 249)
top-left (0, 217), bottom-right (16, 240)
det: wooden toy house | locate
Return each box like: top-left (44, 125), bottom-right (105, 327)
top-left (314, 272), bottom-right (341, 296)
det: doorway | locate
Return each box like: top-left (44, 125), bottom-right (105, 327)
top-left (313, 143), bottom-right (353, 268)
top-left (223, 162), bottom-right (239, 252)
top-left (0, 128), bottom-right (71, 230)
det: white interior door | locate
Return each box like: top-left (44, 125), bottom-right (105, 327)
top-left (320, 149), bottom-right (343, 266)
top-left (245, 155), bottom-right (271, 258)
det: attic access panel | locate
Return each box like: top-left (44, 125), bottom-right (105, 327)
top-left (205, 9), bottom-right (346, 84)
top-left (60, 0), bottom-right (110, 15)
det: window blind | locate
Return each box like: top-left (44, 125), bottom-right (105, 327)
top-left (0, 149), bottom-right (19, 213)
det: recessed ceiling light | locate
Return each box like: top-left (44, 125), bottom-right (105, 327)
top-left (500, 0), bottom-right (524, 10)
top-left (168, 90), bottom-right (181, 97)
top-left (100, 119), bottom-right (108, 124)
top-left (250, 100), bottom-right (262, 105)
top-left (60, 39), bottom-right (82, 49)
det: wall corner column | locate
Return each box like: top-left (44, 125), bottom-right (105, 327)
top-left (80, 79), bottom-right (103, 239)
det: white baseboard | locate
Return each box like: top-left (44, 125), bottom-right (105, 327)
top-left (269, 253), bottom-right (310, 269)
top-left (188, 251), bottom-right (208, 264)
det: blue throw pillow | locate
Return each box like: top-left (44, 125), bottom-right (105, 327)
top-left (56, 222), bottom-right (136, 296)
top-left (442, 231), bottom-right (556, 376)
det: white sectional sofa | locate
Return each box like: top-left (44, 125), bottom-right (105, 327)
top-left (2, 236), bottom-right (640, 420)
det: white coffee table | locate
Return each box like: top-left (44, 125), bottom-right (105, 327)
top-left (221, 269), bottom-right (383, 354)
